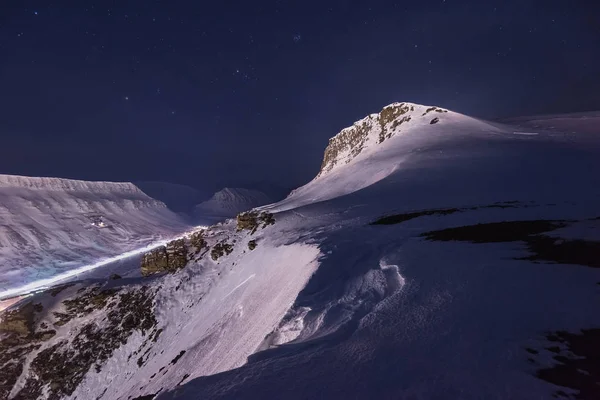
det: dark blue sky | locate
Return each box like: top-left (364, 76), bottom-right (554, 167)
top-left (1, 1), bottom-right (599, 190)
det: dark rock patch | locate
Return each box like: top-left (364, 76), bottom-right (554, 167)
top-left (236, 211), bottom-right (275, 234)
top-left (421, 220), bottom-right (566, 243)
top-left (379, 103), bottom-right (410, 143)
top-left (189, 230), bottom-right (207, 255)
top-left (110, 273), bottom-right (122, 280)
top-left (421, 220), bottom-right (600, 269)
top-left (13, 287), bottom-right (157, 400)
top-left (422, 106), bottom-right (437, 116)
top-left (140, 247), bottom-right (169, 276)
top-left (170, 350), bottom-right (186, 365)
top-left (372, 208), bottom-right (460, 225)
top-left (532, 329), bottom-right (600, 399)
top-left (131, 394), bottom-right (157, 400)
top-left (248, 240), bottom-right (257, 250)
top-left (211, 242), bottom-right (234, 261)
top-left (178, 373), bottom-right (190, 386)
top-left (141, 238), bottom-right (189, 276)
top-left (521, 236), bottom-right (600, 269)
top-left (0, 302), bottom-right (53, 400)
top-left (53, 287), bottom-right (119, 326)
top-left (371, 201), bottom-right (526, 226)
top-left (430, 117), bottom-right (440, 125)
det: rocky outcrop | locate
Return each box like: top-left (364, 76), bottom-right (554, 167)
top-left (318, 103), bottom-right (448, 177)
top-left (10, 287), bottom-right (157, 400)
top-left (141, 239), bottom-right (189, 276)
top-left (141, 247), bottom-right (169, 276)
top-left (236, 211), bottom-right (276, 234)
top-left (211, 242), bottom-right (234, 261)
top-left (53, 287), bottom-right (119, 326)
top-left (189, 230), bottom-right (208, 255)
top-left (166, 239), bottom-right (188, 270)
top-left (0, 302), bottom-right (56, 400)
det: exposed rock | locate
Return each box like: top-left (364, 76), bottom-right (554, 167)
top-left (53, 287), bottom-right (119, 327)
top-left (236, 211), bottom-right (276, 234)
top-left (248, 240), bottom-right (257, 250)
top-left (0, 302), bottom-right (57, 400)
top-left (140, 246), bottom-right (169, 276)
top-left (378, 103), bottom-right (410, 143)
top-left (110, 273), bottom-right (122, 280)
top-left (211, 242), bottom-right (234, 261)
top-left (318, 103), bottom-right (448, 177)
top-left (422, 106), bottom-right (437, 116)
top-left (14, 287), bottom-right (157, 400)
top-left (319, 117), bottom-right (373, 175)
top-left (189, 230), bottom-right (207, 255)
top-left (141, 238), bottom-right (189, 276)
top-left (531, 329), bottom-right (600, 399)
top-left (430, 117), bottom-right (440, 125)
top-left (0, 302), bottom-right (42, 337)
top-left (166, 239), bottom-right (188, 270)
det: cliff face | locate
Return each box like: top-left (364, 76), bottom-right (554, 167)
top-left (318, 103), bottom-right (448, 177)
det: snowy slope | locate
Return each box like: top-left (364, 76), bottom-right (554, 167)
top-left (0, 175), bottom-right (189, 294)
top-left (193, 188), bottom-right (272, 220)
top-left (2, 103), bottom-right (599, 400)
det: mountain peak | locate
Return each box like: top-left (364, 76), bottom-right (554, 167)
top-left (194, 188), bottom-right (272, 219)
top-left (318, 102), bottom-right (449, 177)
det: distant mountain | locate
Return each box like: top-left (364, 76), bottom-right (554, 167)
top-left (134, 181), bottom-right (208, 213)
top-left (0, 174), bottom-right (189, 294)
top-left (193, 188), bottom-right (272, 221)
top-left (3, 103), bottom-right (600, 400)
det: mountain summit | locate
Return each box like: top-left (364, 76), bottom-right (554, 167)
top-left (318, 102), bottom-right (450, 177)
top-left (194, 188), bottom-right (272, 219)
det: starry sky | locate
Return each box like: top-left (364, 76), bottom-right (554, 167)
top-left (1, 1), bottom-right (599, 191)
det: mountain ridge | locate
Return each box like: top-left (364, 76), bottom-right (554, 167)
top-left (1, 104), bottom-right (599, 400)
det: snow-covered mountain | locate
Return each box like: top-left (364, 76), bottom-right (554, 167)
top-left (0, 175), bottom-right (190, 296)
top-left (134, 181), bottom-right (207, 214)
top-left (2, 103), bottom-right (599, 400)
top-left (193, 188), bottom-right (272, 220)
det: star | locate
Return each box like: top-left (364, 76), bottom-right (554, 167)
top-left (124, 96), bottom-right (129, 100)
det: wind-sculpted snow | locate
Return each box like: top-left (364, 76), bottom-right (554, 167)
top-left (2, 104), bottom-right (600, 400)
top-left (0, 175), bottom-right (189, 293)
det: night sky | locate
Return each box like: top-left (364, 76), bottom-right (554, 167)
top-left (1, 1), bottom-right (599, 191)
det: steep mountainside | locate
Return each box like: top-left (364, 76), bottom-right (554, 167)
top-left (1, 103), bottom-right (599, 400)
top-left (193, 188), bottom-right (272, 220)
top-left (0, 175), bottom-right (189, 297)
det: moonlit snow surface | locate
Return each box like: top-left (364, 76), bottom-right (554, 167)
top-left (3, 104), bottom-right (599, 400)
top-left (0, 227), bottom-right (206, 300)
top-left (0, 175), bottom-right (190, 292)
